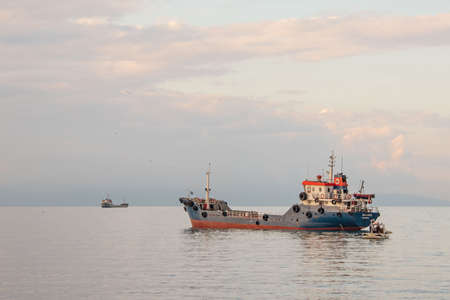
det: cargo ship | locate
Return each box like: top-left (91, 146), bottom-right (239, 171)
top-left (101, 195), bottom-right (128, 208)
top-left (179, 153), bottom-right (380, 231)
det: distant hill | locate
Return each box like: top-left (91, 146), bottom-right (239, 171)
top-left (376, 194), bottom-right (450, 206)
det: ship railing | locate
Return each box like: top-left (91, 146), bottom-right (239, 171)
top-left (359, 206), bottom-right (378, 213)
top-left (369, 206), bottom-right (379, 213)
top-left (228, 210), bottom-right (259, 218)
top-left (346, 206), bottom-right (379, 213)
top-left (190, 197), bottom-right (221, 204)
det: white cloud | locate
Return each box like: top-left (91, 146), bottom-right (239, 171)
top-left (41, 81), bottom-right (71, 90)
top-left (372, 160), bottom-right (387, 170)
top-left (3, 10), bottom-right (450, 82)
top-left (342, 126), bottom-right (392, 143)
top-left (369, 134), bottom-right (405, 171)
top-left (1, 81), bottom-right (449, 201)
top-left (1, 0), bottom-right (143, 22)
top-left (99, 60), bottom-right (149, 76)
top-left (73, 17), bottom-right (109, 26)
top-left (319, 108), bottom-right (329, 115)
top-left (2, 3), bottom-right (450, 201)
top-left (167, 20), bottom-right (181, 30)
top-left (0, 9), bottom-right (13, 22)
top-left (391, 134), bottom-right (405, 160)
top-left (102, 13), bottom-right (450, 77)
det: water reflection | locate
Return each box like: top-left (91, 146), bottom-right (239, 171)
top-left (0, 207), bottom-right (448, 300)
top-left (180, 226), bottom-right (388, 292)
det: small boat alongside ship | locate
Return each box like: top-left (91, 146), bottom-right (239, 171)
top-left (179, 153), bottom-right (382, 231)
top-left (362, 232), bottom-right (389, 240)
top-left (362, 220), bottom-right (391, 239)
top-left (101, 195), bottom-right (128, 208)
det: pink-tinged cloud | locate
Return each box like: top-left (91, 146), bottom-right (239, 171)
top-left (2, 10), bottom-right (450, 82)
top-left (3, 2), bottom-right (450, 202)
top-left (341, 126), bottom-right (392, 143)
top-left (72, 17), bottom-right (109, 26)
top-left (93, 14), bottom-right (450, 77)
top-left (391, 134), bottom-right (405, 160)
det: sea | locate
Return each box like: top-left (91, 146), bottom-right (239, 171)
top-left (0, 206), bottom-right (449, 300)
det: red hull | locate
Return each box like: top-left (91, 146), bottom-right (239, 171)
top-left (191, 219), bottom-right (362, 231)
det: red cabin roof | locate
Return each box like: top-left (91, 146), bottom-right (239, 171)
top-left (302, 180), bottom-right (334, 186)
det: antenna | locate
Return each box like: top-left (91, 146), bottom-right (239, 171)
top-left (328, 151), bottom-right (335, 182)
top-left (359, 180), bottom-right (365, 193)
top-left (205, 163), bottom-right (211, 209)
top-left (341, 155), bottom-right (343, 173)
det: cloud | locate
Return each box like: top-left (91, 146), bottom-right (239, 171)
top-left (342, 126), bottom-right (392, 143)
top-left (0, 9), bottom-right (13, 22)
top-left (276, 89), bottom-right (307, 96)
top-left (100, 60), bottom-right (150, 75)
top-left (2, 4), bottom-right (450, 202)
top-left (1, 82), bottom-right (449, 201)
top-left (316, 109), bottom-right (405, 171)
top-left (319, 110), bottom-right (450, 180)
top-left (88, 13), bottom-right (450, 79)
top-left (391, 134), bottom-right (405, 160)
top-left (372, 160), bottom-right (387, 171)
top-left (1, 1), bottom-right (143, 23)
top-left (73, 17), bottom-right (109, 26)
top-left (370, 134), bottom-right (405, 170)
top-left (3, 10), bottom-right (450, 86)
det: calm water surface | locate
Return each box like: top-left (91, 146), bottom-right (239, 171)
top-left (0, 206), bottom-right (449, 299)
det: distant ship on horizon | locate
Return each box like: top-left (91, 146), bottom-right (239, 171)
top-left (179, 153), bottom-right (380, 231)
top-left (101, 195), bottom-right (128, 208)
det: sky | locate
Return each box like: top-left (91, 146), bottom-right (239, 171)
top-left (1, 0), bottom-right (450, 205)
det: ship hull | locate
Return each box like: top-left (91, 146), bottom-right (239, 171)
top-left (101, 204), bottom-right (128, 208)
top-left (183, 203), bottom-right (379, 231)
top-left (190, 219), bottom-right (362, 231)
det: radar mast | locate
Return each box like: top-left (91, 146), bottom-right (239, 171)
top-left (205, 163), bottom-right (211, 209)
top-left (328, 151), bottom-right (336, 183)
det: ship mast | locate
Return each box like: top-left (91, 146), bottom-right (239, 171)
top-left (328, 151), bottom-right (335, 183)
top-left (205, 163), bottom-right (211, 210)
top-left (359, 180), bottom-right (365, 193)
